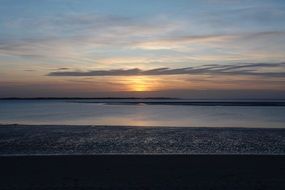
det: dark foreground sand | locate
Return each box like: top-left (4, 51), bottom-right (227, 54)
top-left (0, 155), bottom-right (285, 190)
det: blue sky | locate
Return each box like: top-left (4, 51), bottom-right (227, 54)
top-left (1, 0), bottom-right (285, 97)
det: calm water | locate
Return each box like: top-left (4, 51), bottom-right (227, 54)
top-left (0, 99), bottom-right (285, 128)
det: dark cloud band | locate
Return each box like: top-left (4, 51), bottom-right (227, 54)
top-left (48, 62), bottom-right (285, 78)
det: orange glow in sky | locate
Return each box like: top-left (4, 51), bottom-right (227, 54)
top-left (126, 76), bottom-right (157, 92)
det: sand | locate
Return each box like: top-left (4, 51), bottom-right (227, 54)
top-left (1, 124), bottom-right (285, 189)
top-left (0, 155), bottom-right (285, 189)
top-left (1, 124), bottom-right (285, 154)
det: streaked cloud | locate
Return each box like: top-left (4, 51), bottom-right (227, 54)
top-left (133, 34), bottom-right (237, 50)
top-left (48, 62), bottom-right (285, 78)
top-left (1, 29), bottom-right (285, 66)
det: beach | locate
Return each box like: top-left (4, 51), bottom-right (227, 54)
top-left (1, 154), bottom-right (285, 189)
top-left (1, 124), bottom-right (285, 189)
top-left (1, 124), bottom-right (285, 154)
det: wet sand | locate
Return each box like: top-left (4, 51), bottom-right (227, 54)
top-left (0, 155), bottom-right (285, 189)
top-left (1, 124), bottom-right (285, 154)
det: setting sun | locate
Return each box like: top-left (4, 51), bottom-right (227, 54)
top-left (126, 76), bottom-right (156, 92)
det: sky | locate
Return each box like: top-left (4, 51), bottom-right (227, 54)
top-left (1, 0), bottom-right (285, 98)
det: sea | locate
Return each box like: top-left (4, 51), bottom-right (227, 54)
top-left (0, 98), bottom-right (285, 128)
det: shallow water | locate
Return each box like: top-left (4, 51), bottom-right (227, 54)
top-left (0, 99), bottom-right (285, 128)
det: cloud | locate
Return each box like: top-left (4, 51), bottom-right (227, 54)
top-left (56, 68), bottom-right (70, 70)
top-left (133, 31), bottom-right (285, 50)
top-left (1, 10), bottom-right (285, 67)
top-left (2, 30), bottom-right (284, 65)
top-left (196, 5), bottom-right (285, 33)
top-left (48, 62), bottom-right (285, 78)
top-left (4, 13), bottom-right (133, 36)
top-left (0, 13), bottom-right (183, 64)
top-left (133, 34), bottom-right (237, 50)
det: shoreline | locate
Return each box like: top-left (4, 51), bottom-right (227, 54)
top-left (1, 123), bottom-right (285, 129)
